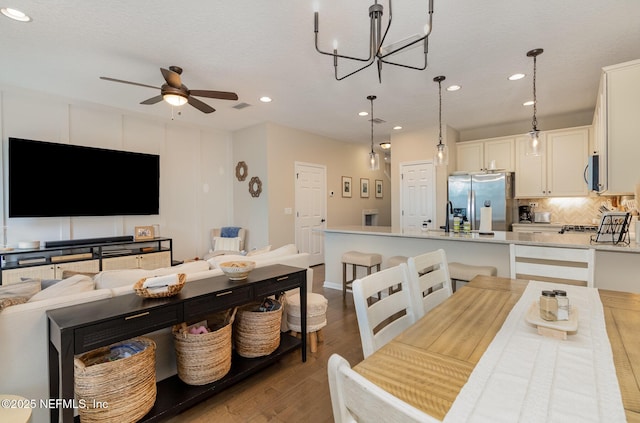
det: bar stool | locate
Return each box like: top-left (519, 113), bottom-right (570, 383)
top-left (386, 256), bottom-right (408, 294)
top-left (341, 251), bottom-right (382, 301)
top-left (448, 262), bottom-right (497, 292)
top-left (286, 292), bottom-right (328, 353)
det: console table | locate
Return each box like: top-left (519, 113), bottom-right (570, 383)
top-left (47, 264), bottom-right (307, 423)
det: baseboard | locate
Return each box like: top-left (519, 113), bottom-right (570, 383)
top-left (323, 281), bottom-right (343, 291)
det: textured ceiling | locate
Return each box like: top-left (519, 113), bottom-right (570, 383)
top-left (1, 0), bottom-right (639, 146)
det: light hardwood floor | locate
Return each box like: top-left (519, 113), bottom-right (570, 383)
top-left (166, 264), bottom-right (363, 423)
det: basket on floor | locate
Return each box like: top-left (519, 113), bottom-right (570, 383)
top-left (74, 336), bottom-right (156, 423)
top-left (173, 308), bottom-right (236, 385)
top-left (133, 273), bottom-right (186, 298)
top-left (234, 299), bottom-right (283, 358)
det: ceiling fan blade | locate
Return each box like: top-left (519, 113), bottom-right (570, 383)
top-left (140, 95), bottom-right (164, 105)
top-left (99, 76), bottom-right (159, 90)
top-left (188, 96), bottom-right (216, 114)
top-left (161, 67), bottom-right (182, 89)
top-left (190, 90), bottom-right (239, 101)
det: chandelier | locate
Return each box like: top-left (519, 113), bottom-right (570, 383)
top-left (314, 0), bottom-right (435, 83)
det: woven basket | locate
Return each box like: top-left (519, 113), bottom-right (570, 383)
top-left (74, 337), bottom-right (156, 423)
top-left (173, 308), bottom-right (236, 385)
top-left (234, 300), bottom-right (283, 358)
top-left (134, 273), bottom-right (186, 298)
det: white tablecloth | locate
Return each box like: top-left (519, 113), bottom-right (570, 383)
top-left (443, 280), bottom-right (625, 423)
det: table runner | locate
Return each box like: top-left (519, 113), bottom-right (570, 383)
top-left (443, 280), bottom-right (625, 423)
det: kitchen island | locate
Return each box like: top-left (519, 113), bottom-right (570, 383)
top-left (322, 226), bottom-right (640, 293)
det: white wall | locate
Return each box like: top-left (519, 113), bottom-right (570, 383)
top-left (0, 86), bottom-right (233, 261)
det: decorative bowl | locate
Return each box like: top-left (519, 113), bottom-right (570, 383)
top-left (219, 260), bottom-right (256, 280)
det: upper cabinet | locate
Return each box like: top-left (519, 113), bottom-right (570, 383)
top-left (594, 59), bottom-right (640, 194)
top-left (515, 126), bottom-right (590, 198)
top-left (456, 136), bottom-right (515, 172)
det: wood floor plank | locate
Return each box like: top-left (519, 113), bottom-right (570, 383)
top-left (166, 264), bottom-right (360, 423)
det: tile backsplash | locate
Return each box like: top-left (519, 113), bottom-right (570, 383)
top-left (517, 196), bottom-right (636, 225)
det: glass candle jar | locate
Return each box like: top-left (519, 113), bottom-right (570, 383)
top-left (554, 290), bottom-right (570, 321)
top-left (539, 290), bottom-right (558, 321)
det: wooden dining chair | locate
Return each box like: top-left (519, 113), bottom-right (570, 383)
top-left (328, 354), bottom-right (439, 423)
top-left (509, 244), bottom-right (595, 287)
top-left (352, 263), bottom-right (416, 358)
top-left (407, 249), bottom-right (453, 319)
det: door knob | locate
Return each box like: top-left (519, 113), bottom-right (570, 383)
top-left (321, 218), bottom-right (326, 223)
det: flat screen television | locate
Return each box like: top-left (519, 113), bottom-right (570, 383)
top-left (8, 138), bottom-right (160, 217)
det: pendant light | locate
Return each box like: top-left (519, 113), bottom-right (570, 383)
top-left (526, 48), bottom-right (543, 156)
top-left (367, 95), bottom-right (380, 170)
top-left (433, 75), bottom-right (448, 166)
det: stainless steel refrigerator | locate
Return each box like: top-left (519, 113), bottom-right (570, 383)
top-left (447, 172), bottom-right (515, 231)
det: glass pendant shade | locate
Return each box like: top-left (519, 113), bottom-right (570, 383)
top-left (527, 129), bottom-right (542, 156)
top-left (434, 142), bottom-right (449, 166)
top-left (369, 151), bottom-right (380, 170)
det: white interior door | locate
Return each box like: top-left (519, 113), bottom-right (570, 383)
top-left (295, 162), bottom-right (326, 266)
top-left (401, 161), bottom-right (436, 231)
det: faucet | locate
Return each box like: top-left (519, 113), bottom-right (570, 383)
top-left (443, 201), bottom-right (453, 233)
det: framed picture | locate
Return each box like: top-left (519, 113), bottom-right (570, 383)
top-left (375, 179), bottom-right (383, 198)
top-left (135, 225), bottom-right (155, 241)
top-left (342, 176), bottom-right (352, 198)
top-left (360, 178), bottom-right (370, 198)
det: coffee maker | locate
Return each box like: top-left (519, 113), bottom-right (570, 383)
top-left (519, 205), bottom-right (532, 223)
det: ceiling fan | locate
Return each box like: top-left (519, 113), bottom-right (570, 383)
top-left (100, 66), bottom-right (238, 114)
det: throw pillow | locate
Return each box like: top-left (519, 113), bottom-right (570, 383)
top-left (0, 279), bottom-right (41, 300)
top-left (61, 270), bottom-right (98, 279)
top-left (0, 296), bottom-right (29, 311)
top-left (247, 245), bottom-right (272, 257)
top-left (29, 275), bottom-right (95, 302)
top-left (213, 236), bottom-right (241, 252)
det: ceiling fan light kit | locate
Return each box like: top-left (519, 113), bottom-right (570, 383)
top-left (314, 0), bottom-right (435, 83)
top-left (100, 65), bottom-right (238, 114)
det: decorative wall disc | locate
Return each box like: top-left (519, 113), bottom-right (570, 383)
top-left (249, 176), bottom-right (262, 197)
top-left (235, 161), bottom-right (248, 181)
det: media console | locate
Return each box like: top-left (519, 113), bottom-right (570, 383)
top-left (0, 237), bottom-right (173, 285)
top-left (47, 264), bottom-right (307, 423)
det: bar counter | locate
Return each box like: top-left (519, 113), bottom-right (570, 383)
top-left (321, 226), bottom-right (640, 294)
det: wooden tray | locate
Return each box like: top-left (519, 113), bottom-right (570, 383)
top-left (525, 301), bottom-right (578, 340)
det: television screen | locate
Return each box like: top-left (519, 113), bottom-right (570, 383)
top-left (8, 138), bottom-right (160, 217)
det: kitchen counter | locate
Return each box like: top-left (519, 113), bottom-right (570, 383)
top-left (323, 225), bottom-right (640, 253)
top-left (321, 226), bottom-right (640, 293)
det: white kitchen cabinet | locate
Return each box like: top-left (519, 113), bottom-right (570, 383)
top-left (594, 59), bottom-right (640, 194)
top-left (456, 141), bottom-right (483, 171)
top-left (515, 126), bottom-right (589, 198)
top-left (456, 137), bottom-right (515, 172)
top-left (1, 260), bottom-right (100, 284)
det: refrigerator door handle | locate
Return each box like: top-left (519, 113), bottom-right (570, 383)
top-left (469, 190), bottom-right (476, 230)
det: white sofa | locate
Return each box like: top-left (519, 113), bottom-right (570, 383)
top-left (0, 244), bottom-right (311, 423)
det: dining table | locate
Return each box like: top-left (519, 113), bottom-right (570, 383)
top-left (352, 275), bottom-right (640, 422)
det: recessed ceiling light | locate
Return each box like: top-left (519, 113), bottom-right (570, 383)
top-left (1, 7), bottom-right (31, 22)
top-left (359, 111), bottom-right (369, 116)
top-left (393, 125), bottom-right (402, 130)
top-left (259, 96), bottom-right (272, 103)
top-left (523, 100), bottom-right (534, 106)
top-left (509, 73), bottom-right (526, 81)
top-left (446, 85), bottom-right (461, 92)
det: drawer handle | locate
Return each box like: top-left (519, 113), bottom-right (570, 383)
top-left (276, 276), bottom-right (289, 281)
top-left (125, 312), bottom-right (150, 320)
top-left (216, 291), bottom-right (233, 297)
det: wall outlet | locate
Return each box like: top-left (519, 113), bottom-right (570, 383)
top-left (529, 202), bottom-right (539, 208)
